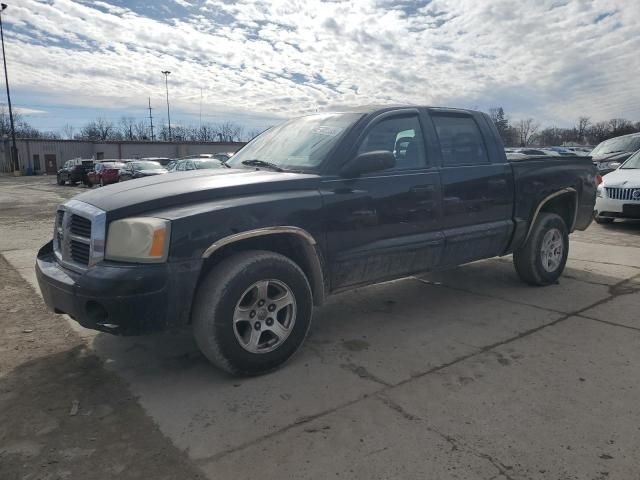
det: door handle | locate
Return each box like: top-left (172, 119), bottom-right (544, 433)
top-left (411, 185), bottom-right (435, 194)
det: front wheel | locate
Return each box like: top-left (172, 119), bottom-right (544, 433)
top-left (513, 212), bottom-right (569, 286)
top-left (192, 250), bottom-right (313, 376)
top-left (57, 175), bottom-right (65, 186)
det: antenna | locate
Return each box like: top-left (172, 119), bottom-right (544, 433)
top-left (148, 97), bottom-right (155, 141)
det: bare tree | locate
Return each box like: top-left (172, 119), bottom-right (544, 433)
top-left (575, 117), bottom-right (590, 143)
top-left (245, 128), bottom-right (266, 141)
top-left (61, 124), bottom-right (75, 140)
top-left (516, 118), bottom-right (539, 147)
top-left (119, 116), bottom-right (137, 140)
top-left (132, 121), bottom-right (149, 140)
top-left (587, 121), bottom-right (610, 144)
top-left (608, 118), bottom-right (634, 136)
top-left (79, 118), bottom-right (116, 141)
top-left (217, 121), bottom-right (243, 142)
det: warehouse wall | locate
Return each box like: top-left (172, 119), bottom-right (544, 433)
top-left (0, 139), bottom-right (245, 173)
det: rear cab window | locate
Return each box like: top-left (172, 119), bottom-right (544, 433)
top-left (431, 115), bottom-right (489, 166)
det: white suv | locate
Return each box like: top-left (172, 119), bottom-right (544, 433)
top-left (595, 150), bottom-right (640, 223)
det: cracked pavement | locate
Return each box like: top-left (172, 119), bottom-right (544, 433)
top-left (2, 176), bottom-right (640, 479)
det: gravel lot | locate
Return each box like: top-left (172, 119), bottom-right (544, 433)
top-left (1, 175), bottom-right (639, 480)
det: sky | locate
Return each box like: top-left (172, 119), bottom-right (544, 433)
top-left (2, 0), bottom-right (640, 136)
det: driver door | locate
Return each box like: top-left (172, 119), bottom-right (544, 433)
top-left (322, 110), bottom-right (443, 290)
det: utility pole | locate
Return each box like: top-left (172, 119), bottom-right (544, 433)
top-left (161, 70), bottom-right (171, 141)
top-left (0, 4), bottom-right (19, 174)
top-left (199, 87), bottom-right (202, 131)
top-left (147, 97), bottom-right (155, 141)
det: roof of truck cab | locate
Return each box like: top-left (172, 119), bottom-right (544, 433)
top-left (320, 105), bottom-right (480, 115)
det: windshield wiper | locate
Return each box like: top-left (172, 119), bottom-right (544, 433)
top-left (241, 159), bottom-right (284, 172)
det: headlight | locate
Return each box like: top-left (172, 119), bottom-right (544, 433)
top-left (596, 185), bottom-right (603, 198)
top-left (105, 217), bottom-right (170, 263)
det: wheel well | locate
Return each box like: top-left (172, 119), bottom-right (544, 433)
top-left (198, 233), bottom-right (327, 307)
top-left (539, 192), bottom-right (576, 232)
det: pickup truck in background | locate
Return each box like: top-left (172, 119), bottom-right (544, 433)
top-left (36, 106), bottom-right (597, 376)
top-left (56, 158), bottom-right (94, 186)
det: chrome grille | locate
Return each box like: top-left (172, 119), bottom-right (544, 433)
top-left (52, 200), bottom-right (106, 272)
top-left (70, 239), bottom-right (90, 264)
top-left (605, 187), bottom-right (640, 201)
top-left (70, 214), bottom-right (92, 237)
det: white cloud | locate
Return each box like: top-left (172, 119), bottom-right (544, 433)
top-left (5, 0), bottom-right (640, 128)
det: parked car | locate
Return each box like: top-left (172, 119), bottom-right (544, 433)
top-left (141, 157), bottom-right (171, 166)
top-left (213, 152), bottom-right (236, 162)
top-left (545, 147), bottom-right (575, 156)
top-left (515, 148), bottom-right (552, 156)
top-left (86, 161), bottom-right (126, 187)
top-left (591, 133), bottom-right (640, 175)
top-left (56, 158), bottom-right (94, 186)
top-left (594, 149), bottom-right (640, 223)
top-left (118, 160), bottom-right (167, 181)
top-left (36, 105), bottom-right (597, 376)
top-left (168, 158), bottom-right (228, 172)
top-left (564, 146), bottom-right (593, 156)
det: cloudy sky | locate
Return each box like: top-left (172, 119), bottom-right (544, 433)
top-left (3, 0), bottom-right (640, 135)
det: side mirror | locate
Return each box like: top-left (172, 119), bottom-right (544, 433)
top-left (340, 150), bottom-right (395, 177)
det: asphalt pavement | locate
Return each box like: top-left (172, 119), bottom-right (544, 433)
top-left (1, 175), bottom-right (639, 479)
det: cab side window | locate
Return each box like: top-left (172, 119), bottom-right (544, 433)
top-left (357, 115), bottom-right (426, 170)
top-left (432, 115), bottom-right (489, 166)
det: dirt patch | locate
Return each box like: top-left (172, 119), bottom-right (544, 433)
top-left (0, 255), bottom-right (204, 480)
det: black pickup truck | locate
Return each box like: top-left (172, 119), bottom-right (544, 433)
top-left (36, 106), bottom-right (597, 375)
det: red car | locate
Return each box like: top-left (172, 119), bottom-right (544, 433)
top-left (86, 161), bottom-right (125, 187)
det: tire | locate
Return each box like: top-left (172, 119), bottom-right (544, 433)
top-left (594, 216), bottom-right (614, 224)
top-left (100, 178), bottom-right (104, 187)
top-left (57, 175), bottom-right (65, 186)
top-left (192, 250), bottom-right (313, 376)
top-left (513, 212), bottom-right (569, 286)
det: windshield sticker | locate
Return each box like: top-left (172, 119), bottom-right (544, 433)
top-left (311, 126), bottom-right (344, 136)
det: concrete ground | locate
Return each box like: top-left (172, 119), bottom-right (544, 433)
top-left (1, 175), bottom-right (639, 479)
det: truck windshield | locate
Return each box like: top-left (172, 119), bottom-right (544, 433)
top-left (621, 150), bottom-right (640, 169)
top-left (591, 136), bottom-right (640, 156)
top-left (227, 113), bottom-right (362, 171)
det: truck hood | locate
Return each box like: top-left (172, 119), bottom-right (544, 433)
top-left (73, 168), bottom-right (320, 216)
top-left (591, 151), bottom-right (634, 163)
top-left (602, 168), bottom-right (640, 187)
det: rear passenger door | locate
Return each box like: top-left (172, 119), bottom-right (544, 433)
top-left (427, 110), bottom-right (513, 266)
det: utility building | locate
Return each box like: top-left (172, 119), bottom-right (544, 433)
top-left (0, 138), bottom-right (245, 174)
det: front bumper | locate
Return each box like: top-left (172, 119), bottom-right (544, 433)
top-left (36, 241), bottom-right (202, 335)
top-left (595, 197), bottom-right (640, 219)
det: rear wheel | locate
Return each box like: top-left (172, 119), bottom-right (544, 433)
top-left (513, 212), bottom-right (569, 286)
top-left (192, 250), bottom-right (313, 376)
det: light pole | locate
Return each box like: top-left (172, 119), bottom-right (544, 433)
top-left (0, 3), bottom-right (18, 174)
top-left (161, 70), bottom-right (172, 141)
